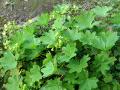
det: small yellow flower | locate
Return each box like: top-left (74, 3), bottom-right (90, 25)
top-left (28, 19), bottom-right (33, 23)
top-left (2, 31), bottom-right (6, 36)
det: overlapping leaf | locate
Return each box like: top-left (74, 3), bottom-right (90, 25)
top-left (41, 62), bottom-right (55, 77)
top-left (79, 77), bottom-right (98, 90)
top-left (79, 31), bottom-right (118, 51)
top-left (93, 52), bottom-right (116, 75)
top-left (76, 70), bottom-right (98, 90)
top-left (75, 11), bottom-right (96, 30)
top-left (110, 13), bottom-right (120, 24)
top-left (80, 31), bottom-right (97, 45)
top-left (36, 13), bottom-right (49, 25)
top-left (24, 64), bottom-right (42, 86)
top-left (41, 53), bottom-right (57, 77)
top-left (52, 16), bottom-right (65, 29)
top-left (5, 75), bottom-right (20, 90)
top-left (92, 31), bottom-right (119, 50)
top-left (41, 79), bottom-right (63, 90)
top-left (92, 6), bottom-right (112, 17)
top-left (67, 55), bottom-right (90, 73)
top-left (0, 51), bottom-right (17, 71)
top-left (56, 43), bottom-right (77, 62)
top-left (62, 30), bottom-right (81, 41)
top-left (40, 30), bottom-right (58, 47)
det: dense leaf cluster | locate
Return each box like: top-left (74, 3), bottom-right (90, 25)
top-left (0, 4), bottom-right (120, 90)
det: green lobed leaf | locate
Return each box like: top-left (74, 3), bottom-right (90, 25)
top-left (40, 30), bottom-right (58, 47)
top-left (0, 51), bottom-right (17, 71)
top-left (41, 53), bottom-right (57, 77)
top-left (77, 70), bottom-right (89, 84)
top-left (79, 77), bottom-right (98, 90)
top-left (63, 83), bottom-right (74, 90)
top-left (10, 31), bottom-right (25, 49)
top-left (23, 24), bottom-right (36, 35)
top-left (92, 6), bottom-right (112, 17)
top-left (75, 11), bottom-right (95, 30)
top-left (62, 30), bottom-right (81, 41)
top-left (64, 73), bottom-right (78, 84)
top-left (57, 43), bottom-right (77, 63)
top-left (112, 80), bottom-right (120, 90)
top-left (110, 13), bottom-right (120, 24)
top-left (43, 53), bottom-right (53, 65)
top-left (93, 52), bottom-right (116, 75)
top-left (5, 75), bottom-right (20, 90)
top-left (67, 55), bottom-right (90, 73)
top-left (101, 81), bottom-right (120, 90)
top-left (9, 28), bottom-right (36, 51)
top-left (76, 70), bottom-right (98, 90)
top-left (41, 79), bottom-right (64, 90)
top-left (103, 74), bottom-right (113, 83)
top-left (80, 31), bottom-right (97, 45)
top-left (79, 31), bottom-right (119, 51)
top-left (52, 16), bottom-right (65, 29)
top-left (62, 43), bottom-right (77, 57)
top-left (92, 31), bottom-right (119, 51)
top-left (36, 13), bottom-right (49, 25)
top-left (24, 64), bottom-right (42, 86)
top-left (41, 62), bottom-right (55, 77)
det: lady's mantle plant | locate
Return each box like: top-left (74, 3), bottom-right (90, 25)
top-left (0, 4), bottom-right (120, 90)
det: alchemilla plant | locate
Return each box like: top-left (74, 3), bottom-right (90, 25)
top-left (0, 4), bottom-right (120, 90)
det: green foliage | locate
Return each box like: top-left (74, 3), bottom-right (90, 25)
top-left (41, 79), bottom-right (63, 90)
top-left (41, 53), bottom-right (57, 77)
top-left (57, 43), bottom-right (77, 63)
top-left (92, 6), bottom-right (112, 17)
top-left (24, 64), bottom-right (42, 86)
top-left (67, 55), bottom-right (90, 73)
top-left (110, 13), bottom-right (120, 24)
top-left (93, 52), bottom-right (116, 75)
top-left (92, 31), bottom-right (118, 51)
top-left (40, 30), bottom-right (58, 47)
top-left (79, 31), bottom-right (118, 51)
top-left (79, 77), bottom-right (98, 90)
top-left (75, 11), bottom-right (96, 30)
top-left (0, 3), bottom-right (120, 90)
top-left (37, 13), bottom-right (49, 25)
top-left (5, 75), bottom-right (20, 90)
top-left (0, 51), bottom-right (17, 71)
